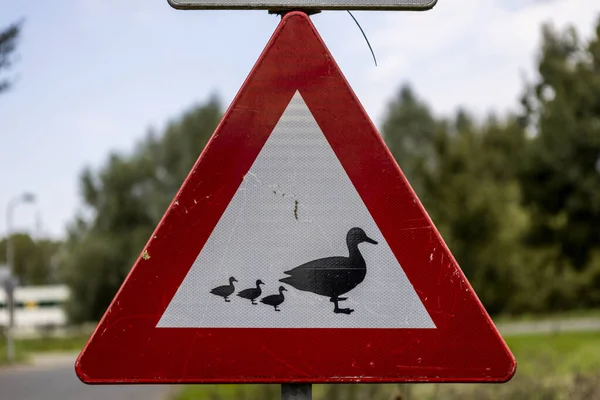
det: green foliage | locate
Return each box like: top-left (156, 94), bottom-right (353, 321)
top-left (0, 234), bottom-right (61, 285)
top-left (61, 15), bottom-right (600, 321)
top-left (59, 98), bottom-right (222, 323)
top-left (381, 17), bottom-right (600, 315)
top-left (0, 332), bottom-right (88, 365)
top-left (382, 87), bottom-right (530, 314)
top-left (13, 334), bottom-right (88, 355)
top-left (506, 331), bottom-right (600, 376)
top-left (382, 85), bottom-right (439, 195)
top-left (0, 20), bottom-right (22, 94)
top-left (175, 385), bottom-right (276, 400)
top-left (520, 19), bottom-right (600, 271)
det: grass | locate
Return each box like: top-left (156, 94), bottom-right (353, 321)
top-left (176, 385), bottom-right (278, 400)
top-left (505, 331), bottom-right (600, 376)
top-left (0, 333), bottom-right (88, 366)
top-left (174, 330), bottom-right (600, 400)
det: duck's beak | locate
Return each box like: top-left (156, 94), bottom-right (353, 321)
top-left (365, 236), bottom-right (378, 245)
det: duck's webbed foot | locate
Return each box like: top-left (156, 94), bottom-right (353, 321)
top-left (331, 297), bottom-right (354, 314)
top-left (225, 298), bottom-right (231, 302)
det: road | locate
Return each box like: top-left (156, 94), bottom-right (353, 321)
top-left (0, 353), bottom-right (173, 400)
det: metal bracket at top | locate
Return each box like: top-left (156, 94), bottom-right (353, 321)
top-left (268, 9), bottom-right (322, 16)
top-left (168, 0), bottom-right (437, 12)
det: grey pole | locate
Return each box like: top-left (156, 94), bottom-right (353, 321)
top-left (5, 280), bottom-right (15, 363)
top-left (4, 193), bottom-right (36, 363)
top-left (5, 198), bottom-right (15, 363)
top-left (281, 383), bottom-right (312, 400)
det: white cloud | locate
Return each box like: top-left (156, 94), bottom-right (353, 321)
top-left (344, 0), bottom-right (600, 122)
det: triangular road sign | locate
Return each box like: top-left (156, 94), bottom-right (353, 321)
top-left (76, 12), bottom-right (515, 384)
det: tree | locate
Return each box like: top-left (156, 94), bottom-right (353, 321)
top-left (382, 19), bottom-right (600, 313)
top-left (0, 21), bottom-right (22, 94)
top-left (59, 97), bottom-right (222, 323)
top-left (0, 234), bottom-right (61, 285)
top-left (520, 18), bottom-right (600, 272)
top-left (382, 85), bottom-right (439, 196)
top-left (423, 113), bottom-right (529, 314)
top-left (382, 87), bottom-right (530, 314)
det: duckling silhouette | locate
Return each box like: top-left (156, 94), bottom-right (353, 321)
top-left (280, 227), bottom-right (377, 314)
top-left (209, 277), bottom-right (237, 302)
top-left (237, 279), bottom-right (265, 305)
top-left (260, 286), bottom-right (287, 311)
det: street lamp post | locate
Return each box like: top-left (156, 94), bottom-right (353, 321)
top-left (4, 192), bottom-right (36, 363)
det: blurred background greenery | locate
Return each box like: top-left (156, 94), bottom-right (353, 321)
top-left (1, 11), bottom-right (600, 400)
top-left (2, 16), bottom-right (596, 323)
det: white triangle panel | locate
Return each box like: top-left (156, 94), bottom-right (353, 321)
top-left (158, 92), bottom-right (435, 329)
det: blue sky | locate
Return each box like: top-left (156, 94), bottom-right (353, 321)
top-left (1, 0), bottom-right (599, 239)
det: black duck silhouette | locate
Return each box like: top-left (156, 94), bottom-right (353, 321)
top-left (237, 279), bottom-right (265, 305)
top-left (209, 277), bottom-right (237, 302)
top-left (260, 286), bottom-right (287, 311)
top-left (279, 227), bottom-right (377, 314)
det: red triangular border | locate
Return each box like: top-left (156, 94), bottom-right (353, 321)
top-left (76, 12), bottom-right (515, 383)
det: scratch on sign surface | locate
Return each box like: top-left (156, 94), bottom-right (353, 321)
top-left (294, 199), bottom-right (299, 220)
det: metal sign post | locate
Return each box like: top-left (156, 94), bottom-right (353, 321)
top-left (5, 280), bottom-right (16, 362)
top-left (282, 384), bottom-right (311, 400)
top-left (0, 266), bottom-right (18, 363)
